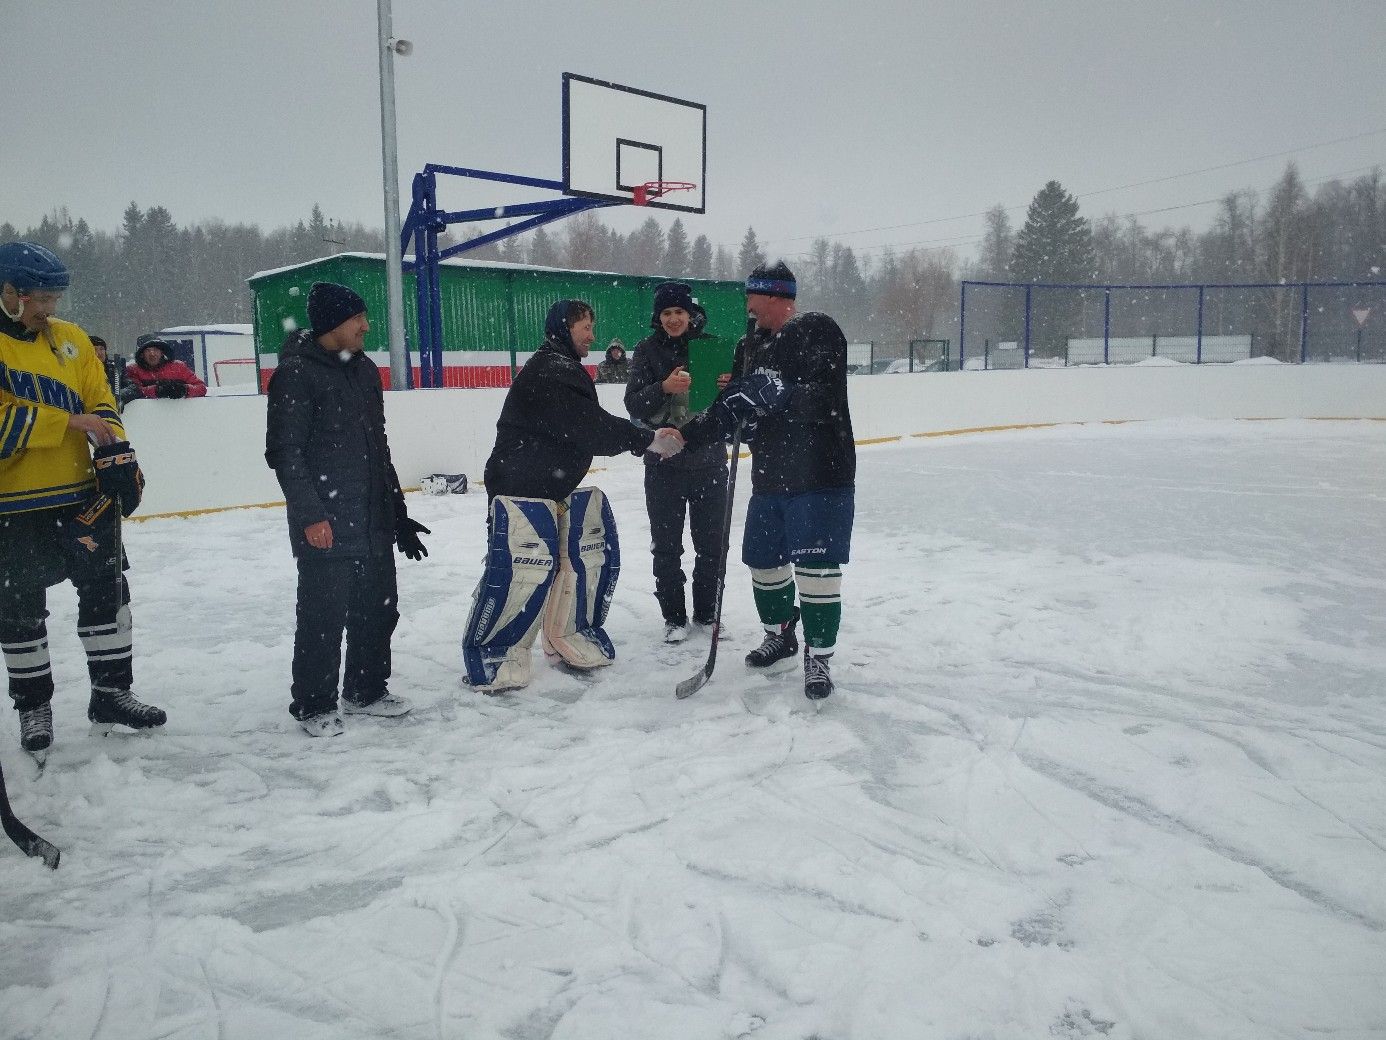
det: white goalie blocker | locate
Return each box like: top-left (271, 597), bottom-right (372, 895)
top-left (543, 486), bottom-right (619, 669)
top-left (461, 487), bottom-right (619, 692)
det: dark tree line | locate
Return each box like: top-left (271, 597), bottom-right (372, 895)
top-left (5, 162), bottom-right (1379, 362)
top-left (0, 203), bottom-right (384, 356)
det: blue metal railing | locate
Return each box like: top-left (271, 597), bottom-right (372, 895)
top-left (959, 279), bottom-right (1386, 370)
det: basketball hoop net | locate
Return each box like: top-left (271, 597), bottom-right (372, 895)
top-left (632, 181), bottom-right (697, 206)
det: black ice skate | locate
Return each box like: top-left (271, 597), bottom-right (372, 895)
top-left (745, 607), bottom-right (799, 671)
top-left (88, 688), bottom-right (167, 734)
top-left (19, 703), bottom-right (53, 758)
top-left (804, 649), bottom-right (834, 701)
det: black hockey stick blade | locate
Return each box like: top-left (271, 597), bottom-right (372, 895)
top-left (0, 760), bottom-right (61, 869)
top-left (676, 628), bottom-right (720, 699)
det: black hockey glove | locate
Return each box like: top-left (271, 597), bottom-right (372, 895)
top-left (92, 441), bottom-right (144, 517)
top-left (155, 379), bottom-right (188, 399)
top-left (396, 517), bottom-right (431, 561)
top-left (712, 372), bottom-right (789, 425)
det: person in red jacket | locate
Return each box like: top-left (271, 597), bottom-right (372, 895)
top-left (125, 336), bottom-right (207, 400)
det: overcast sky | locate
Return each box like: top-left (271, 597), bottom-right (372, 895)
top-left (4, 0), bottom-right (1385, 267)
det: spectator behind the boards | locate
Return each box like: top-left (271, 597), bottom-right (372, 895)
top-left (125, 336), bottom-right (207, 401)
top-left (595, 339), bottom-right (629, 384)
top-left (90, 335), bottom-right (140, 410)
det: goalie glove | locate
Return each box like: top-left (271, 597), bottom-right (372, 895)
top-left (92, 441), bottom-right (144, 517)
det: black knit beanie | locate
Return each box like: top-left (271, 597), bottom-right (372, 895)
top-left (308, 281), bottom-right (367, 336)
top-left (650, 281), bottom-right (697, 328)
top-left (745, 261), bottom-right (797, 299)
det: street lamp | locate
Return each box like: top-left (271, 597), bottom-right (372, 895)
top-left (377, 0), bottom-right (411, 390)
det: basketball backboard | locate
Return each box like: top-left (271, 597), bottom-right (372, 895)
top-left (562, 73), bottom-right (706, 214)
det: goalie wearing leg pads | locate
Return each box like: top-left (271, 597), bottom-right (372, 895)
top-left (461, 496), bottom-right (559, 692)
top-left (543, 487), bottom-right (619, 670)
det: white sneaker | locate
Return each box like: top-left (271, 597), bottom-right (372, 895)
top-left (300, 711), bottom-right (345, 738)
top-left (341, 693), bottom-right (412, 717)
top-left (663, 622), bottom-right (690, 644)
top-left (694, 619), bottom-right (728, 641)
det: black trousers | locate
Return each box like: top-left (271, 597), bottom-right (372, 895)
top-left (0, 507), bottom-right (132, 710)
top-left (291, 553), bottom-right (399, 719)
top-left (643, 463), bottom-right (728, 624)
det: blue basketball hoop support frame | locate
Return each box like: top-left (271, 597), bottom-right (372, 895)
top-left (400, 163), bottom-right (624, 387)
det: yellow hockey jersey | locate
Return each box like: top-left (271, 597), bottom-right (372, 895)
top-left (1, 314), bottom-right (125, 514)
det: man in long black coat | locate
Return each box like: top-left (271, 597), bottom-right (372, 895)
top-left (265, 282), bottom-right (430, 737)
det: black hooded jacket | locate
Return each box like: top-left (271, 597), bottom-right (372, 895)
top-left (624, 328), bottom-right (727, 470)
top-left (265, 329), bottom-right (406, 558)
top-left (483, 302), bottom-right (654, 502)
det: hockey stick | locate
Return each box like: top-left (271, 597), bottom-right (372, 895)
top-left (0, 758), bottom-right (61, 869)
top-left (674, 422), bottom-right (742, 699)
top-left (676, 318), bottom-right (756, 700)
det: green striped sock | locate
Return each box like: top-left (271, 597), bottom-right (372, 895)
top-left (751, 565), bottom-right (796, 627)
top-left (795, 565), bottom-right (842, 651)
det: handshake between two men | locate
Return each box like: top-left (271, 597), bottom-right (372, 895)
top-left (644, 371), bottom-right (790, 461)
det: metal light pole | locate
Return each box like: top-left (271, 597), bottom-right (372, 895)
top-left (377, 0), bottom-right (410, 390)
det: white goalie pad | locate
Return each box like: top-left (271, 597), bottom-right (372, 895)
top-left (461, 496), bottom-right (559, 690)
top-left (543, 486), bottom-right (620, 670)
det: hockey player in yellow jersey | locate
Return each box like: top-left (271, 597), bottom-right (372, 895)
top-left (0, 242), bottom-right (166, 764)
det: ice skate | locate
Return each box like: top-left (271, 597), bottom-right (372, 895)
top-left (804, 649), bottom-right (833, 701)
top-left (88, 687), bottom-right (167, 735)
top-left (20, 704), bottom-right (52, 768)
top-left (746, 607), bottom-right (799, 673)
top-left (663, 621), bottom-right (690, 644)
top-left (19, 703), bottom-right (53, 754)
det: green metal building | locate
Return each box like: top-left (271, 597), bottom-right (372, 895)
top-left (247, 253), bottom-right (747, 390)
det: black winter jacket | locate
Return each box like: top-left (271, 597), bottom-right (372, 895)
top-left (265, 330), bottom-right (407, 558)
top-left (484, 313), bottom-right (654, 502)
top-left (624, 330), bottom-right (728, 471)
top-left (688, 311), bottom-right (855, 494)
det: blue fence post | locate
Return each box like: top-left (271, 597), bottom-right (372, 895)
top-left (1196, 285), bottom-right (1205, 364)
top-left (1024, 284), bottom-right (1033, 368)
top-left (1103, 288), bottom-right (1111, 365)
top-left (958, 281), bottom-right (967, 371)
top-left (1299, 283), bottom-right (1310, 364)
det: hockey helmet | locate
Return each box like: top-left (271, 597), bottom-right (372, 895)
top-left (0, 241), bottom-right (71, 293)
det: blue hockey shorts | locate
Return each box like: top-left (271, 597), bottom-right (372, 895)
top-left (742, 487), bottom-right (855, 569)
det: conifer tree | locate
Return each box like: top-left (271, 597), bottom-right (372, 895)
top-left (1011, 181), bottom-right (1095, 284)
top-left (737, 227), bottom-right (765, 276)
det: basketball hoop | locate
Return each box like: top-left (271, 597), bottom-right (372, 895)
top-left (632, 180), bottom-right (697, 206)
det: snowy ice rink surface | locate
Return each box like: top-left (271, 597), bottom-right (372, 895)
top-left (2, 418), bottom-right (1385, 1040)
